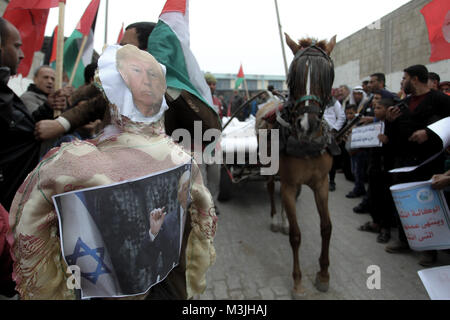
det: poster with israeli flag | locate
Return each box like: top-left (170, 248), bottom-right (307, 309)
top-left (53, 161), bottom-right (192, 299)
top-left (390, 179), bottom-right (450, 251)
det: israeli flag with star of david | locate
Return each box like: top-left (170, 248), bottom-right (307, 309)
top-left (53, 162), bottom-right (192, 299)
top-left (54, 192), bottom-right (121, 298)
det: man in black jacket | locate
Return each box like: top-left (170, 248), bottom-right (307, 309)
top-left (384, 64), bottom-right (450, 266)
top-left (0, 18), bottom-right (65, 211)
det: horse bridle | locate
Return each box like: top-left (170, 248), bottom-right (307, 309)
top-left (277, 44), bottom-right (333, 129)
top-left (291, 44), bottom-right (334, 114)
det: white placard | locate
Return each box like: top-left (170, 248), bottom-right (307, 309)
top-left (350, 122), bottom-right (384, 149)
top-left (418, 266), bottom-right (450, 300)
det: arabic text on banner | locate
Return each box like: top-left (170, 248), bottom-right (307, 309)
top-left (390, 180), bottom-right (450, 251)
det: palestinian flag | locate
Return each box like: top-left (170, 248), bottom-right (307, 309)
top-left (147, 0), bottom-right (214, 112)
top-left (234, 64), bottom-right (244, 89)
top-left (44, 25), bottom-right (58, 66)
top-left (63, 0), bottom-right (100, 87)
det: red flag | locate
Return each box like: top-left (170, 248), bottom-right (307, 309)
top-left (75, 0), bottom-right (101, 36)
top-left (3, 0), bottom-right (61, 76)
top-left (7, 0), bottom-right (63, 9)
top-left (237, 64), bottom-right (244, 78)
top-left (161, 0), bottom-right (186, 15)
top-left (116, 23), bottom-right (124, 44)
top-left (420, 0), bottom-right (450, 62)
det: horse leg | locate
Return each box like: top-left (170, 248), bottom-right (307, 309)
top-left (281, 182), bottom-right (305, 298)
top-left (312, 179), bottom-right (332, 292)
top-left (279, 205), bottom-right (289, 235)
top-left (268, 176), bottom-right (279, 232)
top-left (279, 185), bottom-right (300, 235)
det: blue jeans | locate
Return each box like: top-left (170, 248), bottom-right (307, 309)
top-left (350, 150), bottom-right (367, 194)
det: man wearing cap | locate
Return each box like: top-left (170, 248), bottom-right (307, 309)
top-left (205, 72), bottom-right (223, 118)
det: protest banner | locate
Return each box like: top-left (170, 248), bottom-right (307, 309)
top-left (53, 161), bottom-right (192, 299)
top-left (350, 122), bottom-right (384, 149)
top-left (390, 180), bottom-right (450, 251)
top-left (418, 265), bottom-right (450, 300)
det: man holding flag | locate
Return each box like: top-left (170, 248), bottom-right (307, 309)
top-left (36, 0), bottom-right (220, 142)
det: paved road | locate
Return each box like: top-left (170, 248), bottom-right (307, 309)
top-left (198, 173), bottom-right (450, 300)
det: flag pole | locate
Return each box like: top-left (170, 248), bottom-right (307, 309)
top-left (274, 0), bottom-right (288, 77)
top-left (243, 78), bottom-right (250, 100)
top-left (104, 0), bottom-right (109, 47)
top-left (68, 35), bottom-right (88, 86)
top-left (54, 0), bottom-right (66, 117)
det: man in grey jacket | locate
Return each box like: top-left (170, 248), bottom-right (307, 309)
top-left (20, 65), bottom-right (61, 114)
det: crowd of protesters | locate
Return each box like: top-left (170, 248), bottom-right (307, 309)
top-left (1, 10), bottom-right (450, 299)
top-left (331, 67), bottom-right (450, 267)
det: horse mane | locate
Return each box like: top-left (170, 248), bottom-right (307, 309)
top-left (298, 38), bottom-right (328, 52)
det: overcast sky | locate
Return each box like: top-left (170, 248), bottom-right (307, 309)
top-left (45, 0), bottom-right (411, 76)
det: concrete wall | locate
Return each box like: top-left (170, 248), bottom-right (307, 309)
top-left (332, 0), bottom-right (450, 92)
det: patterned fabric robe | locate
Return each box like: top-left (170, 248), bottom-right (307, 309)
top-left (7, 117), bottom-right (217, 300)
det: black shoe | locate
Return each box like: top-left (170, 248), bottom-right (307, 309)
top-left (346, 191), bottom-right (365, 198)
top-left (353, 203), bottom-right (369, 214)
top-left (377, 230), bottom-right (391, 243)
top-left (419, 250), bottom-right (437, 267)
top-left (329, 182), bottom-right (336, 191)
top-left (385, 240), bottom-right (410, 253)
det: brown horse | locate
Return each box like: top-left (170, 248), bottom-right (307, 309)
top-left (255, 33), bottom-right (336, 298)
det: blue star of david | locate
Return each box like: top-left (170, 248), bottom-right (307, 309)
top-left (66, 237), bottom-right (111, 285)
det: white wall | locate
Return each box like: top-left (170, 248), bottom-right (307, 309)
top-left (334, 58), bottom-right (450, 93)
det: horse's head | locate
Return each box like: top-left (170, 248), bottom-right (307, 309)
top-left (284, 33), bottom-right (336, 141)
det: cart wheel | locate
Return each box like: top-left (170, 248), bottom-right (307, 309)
top-left (217, 166), bottom-right (232, 202)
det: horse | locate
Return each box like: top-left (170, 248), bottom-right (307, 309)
top-left (255, 33), bottom-right (337, 298)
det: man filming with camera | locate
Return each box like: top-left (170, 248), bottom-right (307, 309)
top-left (384, 64), bottom-right (450, 266)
